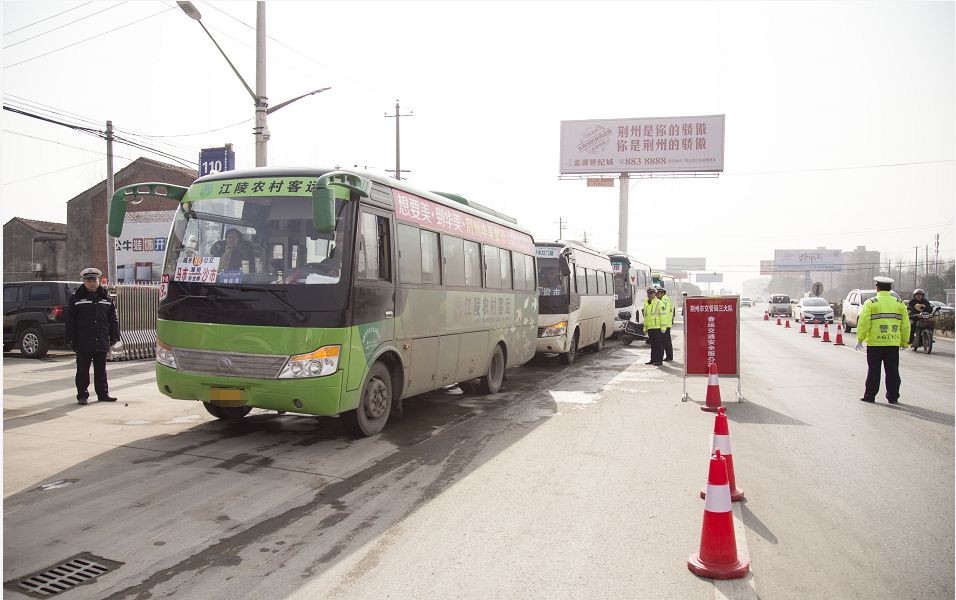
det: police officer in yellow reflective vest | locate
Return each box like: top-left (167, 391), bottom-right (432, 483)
top-left (856, 276), bottom-right (909, 404)
top-left (643, 287), bottom-right (664, 365)
top-left (657, 287), bottom-right (675, 362)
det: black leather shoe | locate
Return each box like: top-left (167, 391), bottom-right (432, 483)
top-left (859, 396), bottom-right (875, 403)
top-left (888, 398), bottom-right (899, 404)
top-left (97, 396), bottom-right (117, 402)
top-left (663, 358), bottom-right (673, 362)
top-left (645, 361), bottom-right (655, 364)
top-left (77, 397), bottom-right (88, 405)
top-left (652, 362), bottom-right (663, 366)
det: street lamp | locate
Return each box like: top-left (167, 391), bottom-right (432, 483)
top-left (177, 1), bottom-right (330, 167)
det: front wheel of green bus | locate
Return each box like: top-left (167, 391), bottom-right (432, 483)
top-left (203, 402), bottom-right (252, 420)
top-left (342, 362), bottom-right (392, 437)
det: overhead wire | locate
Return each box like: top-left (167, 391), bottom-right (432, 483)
top-left (3, 2), bottom-right (130, 50)
top-left (2, 158), bottom-right (110, 186)
top-left (3, 2), bottom-right (94, 36)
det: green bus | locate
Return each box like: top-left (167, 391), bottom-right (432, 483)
top-left (108, 168), bottom-right (539, 436)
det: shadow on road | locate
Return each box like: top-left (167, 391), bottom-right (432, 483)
top-left (877, 402), bottom-right (955, 427)
top-left (740, 500), bottom-right (779, 544)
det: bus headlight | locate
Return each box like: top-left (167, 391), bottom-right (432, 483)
top-left (277, 345), bottom-right (340, 378)
top-left (156, 340), bottom-right (177, 369)
top-left (539, 321), bottom-right (568, 338)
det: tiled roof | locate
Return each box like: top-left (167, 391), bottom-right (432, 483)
top-left (10, 217), bottom-right (67, 235)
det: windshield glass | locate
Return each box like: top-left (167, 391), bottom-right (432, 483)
top-left (165, 195), bottom-right (346, 286)
top-left (537, 258), bottom-right (568, 298)
top-left (771, 295), bottom-right (790, 303)
top-left (804, 298), bottom-right (829, 306)
top-left (612, 262), bottom-right (632, 308)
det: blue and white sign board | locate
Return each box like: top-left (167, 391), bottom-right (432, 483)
top-left (199, 146), bottom-right (236, 177)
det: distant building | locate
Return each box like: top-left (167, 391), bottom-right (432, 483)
top-left (3, 218), bottom-right (68, 281)
top-left (839, 245), bottom-right (881, 291)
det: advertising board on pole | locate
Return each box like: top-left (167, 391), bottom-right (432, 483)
top-left (666, 257), bottom-right (706, 271)
top-left (682, 295), bottom-right (742, 401)
top-left (773, 249), bottom-right (843, 272)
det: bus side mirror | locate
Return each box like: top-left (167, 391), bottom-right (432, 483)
top-left (108, 194), bottom-right (127, 237)
top-left (559, 255), bottom-right (571, 277)
top-left (312, 188), bottom-right (336, 234)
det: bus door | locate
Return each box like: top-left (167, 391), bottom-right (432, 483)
top-left (348, 206), bottom-right (396, 390)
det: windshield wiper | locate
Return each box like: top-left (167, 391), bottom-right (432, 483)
top-left (220, 284), bottom-right (307, 322)
top-left (160, 293), bottom-right (255, 311)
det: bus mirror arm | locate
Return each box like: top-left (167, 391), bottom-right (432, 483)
top-left (312, 171), bottom-right (372, 234)
top-left (108, 182), bottom-right (188, 238)
top-left (559, 255), bottom-right (572, 277)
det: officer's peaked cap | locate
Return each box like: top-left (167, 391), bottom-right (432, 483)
top-left (80, 267), bottom-right (102, 279)
top-left (873, 276), bottom-right (894, 284)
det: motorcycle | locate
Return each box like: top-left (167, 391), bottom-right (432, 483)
top-left (910, 307), bottom-right (939, 354)
top-left (620, 311), bottom-right (647, 346)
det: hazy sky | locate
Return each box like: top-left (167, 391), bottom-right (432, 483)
top-left (2, 1), bottom-right (954, 290)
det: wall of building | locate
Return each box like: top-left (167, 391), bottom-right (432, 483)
top-left (3, 220), bottom-right (67, 282)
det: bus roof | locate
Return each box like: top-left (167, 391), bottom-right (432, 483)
top-left (193, 167), bottom-right (532, 237)
top-left (536, 239), bottom-right (608, 260)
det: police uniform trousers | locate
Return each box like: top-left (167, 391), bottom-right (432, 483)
top-left (661, 328), bottom-right (673, 361)
top-left (76, 351), bottom-right (109, 400)
top-left (864, 345), bottom-right (900, 401)
top-left (647, 328), bottom-right (664, 363)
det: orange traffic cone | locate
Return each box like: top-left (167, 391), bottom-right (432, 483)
top-left (784, 318), bottom-right (791, 328)
top-left (821, 323), bottom-right (831, 343)
top-left (798, 317), bottom-right (807, 334)
top-left (834, 324), bottom-right (845, 346)
top-left (775, 317), bottom-right (781, 325)
top-left (701, 408), bottom-right (744, 502)
top-left (701, 362), bottom-right (723, 413)
top-left (811, 321), bottom-right (820, 338)
top-left (688, 449), bottom-right (750, 580)
top-left (764, 310), bottom-right (769, 321)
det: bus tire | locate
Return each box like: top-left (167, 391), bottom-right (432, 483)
top-left (622, 335), bottom-right (633, 346)
top-left (560, 330), bottom-right (579, 365)
top-left (478, 344), bottom-right (505, 394)
top-left (203, 402), bottom-right (252, 420)
top-left (342, 362), bottom-right (392, 437)
top-left (590, 326), bottom-right (605, 353)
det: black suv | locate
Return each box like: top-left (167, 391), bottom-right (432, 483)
top-left (3, 281), bottom-right (81, 358)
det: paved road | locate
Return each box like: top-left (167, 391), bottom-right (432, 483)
top-left (3, 311), bottom-right (953, 599)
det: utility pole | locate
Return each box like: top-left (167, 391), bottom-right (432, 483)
top-left (925, 244), bottom-right (930, 276)
top-left (384, 100), bottom-right (412, 180)
top-left (898, 260), bottom-right (903, 286)
top-left (106, 120), bottom-right (115, 284)
top-left (914, 246), bottom-right (919, 290)
top-left (555, 216), bottom-right (566, 240)
top-left (619, 173), bottom-right (629, 252)
top-left (935, 233), bottom-right (940, 276)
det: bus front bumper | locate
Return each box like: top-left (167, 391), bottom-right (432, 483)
top-left (536, 334), bottom-right (570, 354)
top-left (156, 364), bottom-right (345, 416)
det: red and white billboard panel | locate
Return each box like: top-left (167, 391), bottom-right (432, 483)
top-left (559, 115), bottom-right (725, 174)
top-left (684, 296), bottom-right (739, 377)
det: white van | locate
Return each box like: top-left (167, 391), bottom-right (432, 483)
top-left (536, 240), bottom-right (616, 364)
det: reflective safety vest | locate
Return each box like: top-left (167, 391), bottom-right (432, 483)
top-left (659, 295), bottom-right (674, 328)
top-left (857, 291), bottom-right (910, 346)
top-left (643, 297), bottom-right (663, 330)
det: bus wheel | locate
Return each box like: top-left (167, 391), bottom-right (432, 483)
top-left (203, 402), bottom-right (252, 420)
top-left (479, 345), bottom-right (505, 394)
top-left (560, 331), bottom-right (578, 365)
top-left (343, 362), bottom-right (392, 437)
top-left (591, 326), bottom-right (606, 353)
top-left (622, 335), bottom-right (633, 346)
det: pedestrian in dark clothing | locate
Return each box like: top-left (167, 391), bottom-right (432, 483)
top-left (65, 268), bottom-right (120, 405)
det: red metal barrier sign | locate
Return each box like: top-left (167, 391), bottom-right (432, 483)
top-left (683, 296), bottom-right (740, 377)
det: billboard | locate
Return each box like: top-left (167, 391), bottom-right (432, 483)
top-left (667, 257), bottom-right (707, 271)
top-left (559, 115), bottom-right (725, 174)
top-left (773, 249), bottom-right (843, 272)
top-left (760, 260), bottom-right (774, 276)
top-left (696, 272), bottom-right (724, 283)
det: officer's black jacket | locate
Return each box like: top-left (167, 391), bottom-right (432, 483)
top-left (907, 297), bottom-right (931, 318)
top-left (65, 286), bottom-right (120, 353)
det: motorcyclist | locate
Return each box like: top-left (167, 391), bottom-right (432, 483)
top-left (906, 289), bottom-right (931, 344)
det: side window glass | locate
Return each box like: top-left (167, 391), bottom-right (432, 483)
top-left (463, 240), bottom-right (481, 287)
top-left (398, 224), bottom-right (422, 284)
top-left (443, 236), bottom-right (465, 287)
top-left (605, 272), bottom-right (613, 295)
top-left (4, 286), bottom-right (21, 305)
top-left (576, 265), bottom-right (587, 294)
top-left (589, 269), bottom-right (598, 295)
top-left (512, 252), bottom-right (526, 291)
top-left (597, 271), bottom-right (605, 295)
top-left (357, 212), bottom-right (391, 281)
top-left (29, 285), bottom-right (51, 303)
top-left (499, 249), bottom-right (512, 289)
top-left (483, 245), bottom-right (501, 289)
top-left (421, 229), bottom-right (440, 284)
top-left (524, 254), bottom-right (535, 290)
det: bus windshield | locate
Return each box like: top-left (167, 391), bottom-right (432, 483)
top-left (611, 262), bottom-right (632, 308)
top-left (537, 257), bottom-right (570, 314)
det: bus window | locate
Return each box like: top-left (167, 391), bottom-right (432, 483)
top-left (464, 240), bottom-right (481, 287)
top-left (398, 224), bottom-right (422, 284)
top-left (421, 229), bottom-right (440, 284)
top-left (357, 212), bottom-right (390, 281)
top-left (588, 270), bottom-right (598, 295)
top-left (605, 272), bottom-right (613, 296)
top-left (524, 254), bottom-right (535, 290)
top-left (512, 252), bottom-right (526, 290)
top-left (499, 249), bottom-right (512, 289)
top-left (576, 265), bottom-right (587, 294)
top-left (483, 245), bottom-right (501, 289)
top-left (443, 235), bottom-right (465, 286)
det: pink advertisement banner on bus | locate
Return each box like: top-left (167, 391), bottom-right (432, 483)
top-left (392, 189), bottom-right (533, 255)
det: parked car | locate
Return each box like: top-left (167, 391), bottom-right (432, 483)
top-left (3, 281), bottom-right (81, 357)
top-left (841, 288), bottom-right (902, 333)
top-left (768, 294), bottom-right (791, 317)
top-left (740, 297), bottom-right (752, 307)
top-left (930, 300), bottom-right (954, 316)
top-left (794, 297), bottom-right (834, 323)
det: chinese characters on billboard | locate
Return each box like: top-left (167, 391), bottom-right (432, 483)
top-left (684, 297), bottom-right (739, 377)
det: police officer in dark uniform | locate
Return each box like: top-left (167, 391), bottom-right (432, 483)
top-left (65, 268), bottom-right (120, 405)
top-left (855, 276), bottom-right (909, 404)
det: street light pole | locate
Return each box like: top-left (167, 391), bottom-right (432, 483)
top-left (177, 1), bottom-right (330, 167)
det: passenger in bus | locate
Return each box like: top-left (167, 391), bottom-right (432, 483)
top-left (211, 228), bottom-right (256, 273)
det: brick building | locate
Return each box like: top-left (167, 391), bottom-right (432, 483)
top-left (3, 218), bottom-right (68, 281)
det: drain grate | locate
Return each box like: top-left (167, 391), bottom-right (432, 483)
top-left (5, 553), bottom-right (123, 597)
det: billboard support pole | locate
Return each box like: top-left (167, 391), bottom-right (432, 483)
top-left (618, 173), bottom-right (629, 252)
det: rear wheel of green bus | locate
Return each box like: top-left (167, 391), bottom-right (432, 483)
top-left (343, 362), bottom-right (392, 437)
top-left (203, 402), bottom-right (252, 420)
top-left (478, 345), bottom-right (505, 394)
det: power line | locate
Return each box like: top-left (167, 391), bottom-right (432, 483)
top-left (120, 116), bottom-right (253, 138)
top-left (2, 129), bottom-right (106, 154)
top-left (3, 2), bottom-right (129, 50)
top-left (3, 2), bottom-right (93, 36)
top-left (2, 158), bottom-right (109, 186)
top-left (725, 159), bottom-right (954, 176)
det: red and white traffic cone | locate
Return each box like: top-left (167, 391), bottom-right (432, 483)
top-left (811, 321), bottom-right (820, 338)
top-left (798, 317), bottom-right (807, 334)
top-left (688, 449), bottom-right (750, 580)
top-left (701, 362), bottom-right (723, 413)
top-left (784, 318), bottom-right (791, 329)
top-left (701, 407), bottom-right (744, 502)
top-left (834, 324), bottom-right (845, 346)
top-left (764, 310), bottom-right (769, 321)
top-left (821, 323), bottom-right (831, 343)
top-left (775, 316), bottom-right (782, 326)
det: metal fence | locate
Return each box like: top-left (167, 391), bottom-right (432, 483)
top-left (108, 284), bottom-right (159, 361)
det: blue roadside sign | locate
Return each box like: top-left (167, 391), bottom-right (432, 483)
top-left (199, 146), bottom-right (236, 177)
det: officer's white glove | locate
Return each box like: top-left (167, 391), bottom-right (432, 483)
top-left (854, 342), bottom-right (864, 351)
